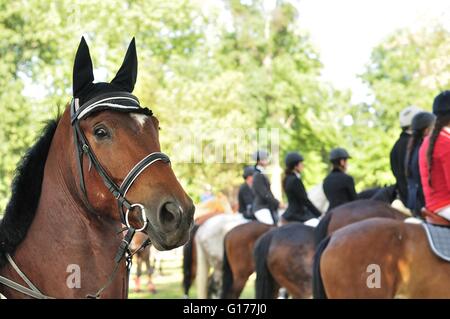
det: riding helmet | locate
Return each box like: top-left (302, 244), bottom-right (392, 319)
top-left (432, 91), bottom-right (450, 115)
top-left (399, 105), bottom-right (423, 128)
top-left (242, 166), bottom-right (255, 179)
top-left (411, 112), bottom-right (436, 131)
top-left (329, 148), bottom-right (351, 161)
top-left (285, 152), bottom-right (304, 168)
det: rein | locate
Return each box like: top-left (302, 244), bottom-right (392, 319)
top-left (0, 92), bottom-right (166, 299)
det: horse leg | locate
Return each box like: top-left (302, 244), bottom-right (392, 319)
top-left (210, 261), bottom-right (223, 299)
top-left (143, 248), bottom-right (156, 294)
top-left (134, 254), bottom-right (143, 292)
top-left (195, 238), bottom-right (210, 299)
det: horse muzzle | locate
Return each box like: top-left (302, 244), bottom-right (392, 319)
top-left (145, 199), bottom-right (195, 250)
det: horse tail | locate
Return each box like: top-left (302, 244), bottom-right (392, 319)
top-left (221, 234), bottom-right (233, 298)
top-left (314, 211), bottom-right (332, 246)
top-left (312, 236), bottom-right (331, 299)
top-left (254, 230), bottom-right (275, 299)
top-left (182, 224), bottom-right (199, 297)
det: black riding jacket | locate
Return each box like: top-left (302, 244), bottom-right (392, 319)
top-left (283, 173), bottom-right (321, 222)
top-left (238, 182), bottom-right (255, 219)
top-left (406, 142), bottom-right (425, 217)
top-left (323, 168), bottom-right (357, 211)
top-left (390, 131), bottom-right (410, 206)
top-left (252, 168), bottom-right (280, 224)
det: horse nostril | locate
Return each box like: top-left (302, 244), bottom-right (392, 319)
top-left (158, 201), bottom-right (181, 231)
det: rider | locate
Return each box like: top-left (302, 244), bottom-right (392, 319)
top-left (405, 111), bottom-right (436, 218)
top-left (323, 147), bottom-right (357, 211)
top-left (419, 91), bottom-right (450, 221)
top-left (281, 152), bottom-right (321, 224)
top-left (238, 166), bottom-right (256, 220)
top-left (390, 105), bottom-right (423, 207)
top-left (252, 150), bottom-right (280, 225)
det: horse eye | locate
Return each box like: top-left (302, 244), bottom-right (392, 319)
top-left (94, 127), bottom-right (109, 138)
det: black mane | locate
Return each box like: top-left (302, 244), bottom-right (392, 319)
top-left (0, 118), bottom-right (59, 268)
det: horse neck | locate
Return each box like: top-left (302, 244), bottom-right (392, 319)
top-left (1, 111), bottom-right (127, 298)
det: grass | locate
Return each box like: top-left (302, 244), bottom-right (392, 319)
top-left (128, 247), bottom-right (255, 299)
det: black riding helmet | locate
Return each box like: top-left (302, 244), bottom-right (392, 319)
top-left (329, 148), bottom-right (350, 161)
top-left (242, 166), bottom-right (255, 179)
top-left (285, 152), bottom-right (304, 168)
top-left (433, 90), bottom-right (450, 115)
top-left (411, 112), bottom-right (436, 131)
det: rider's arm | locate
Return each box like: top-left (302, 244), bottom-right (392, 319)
top-left (242, 187), bottom-right (254, 209)
top-left (294, 178), bottom-right (321, 217)
top-left (347, 176), bottom-right (358, 201)
top-left (253, 173), bottom-right (279, 210)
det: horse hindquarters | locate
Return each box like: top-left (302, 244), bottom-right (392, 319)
top-left (318, 218), bottom-right (407, 298)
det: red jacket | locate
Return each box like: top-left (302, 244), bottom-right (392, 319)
top-left (419, 127), bottom-right (450, 212)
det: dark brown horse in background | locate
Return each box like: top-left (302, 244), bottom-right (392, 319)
top-left (0, 38), bottom-right (194, 298)
top-left (221, 221), bottom-right (274, 298)
top-left (313, 217), bottom-right (450, 298)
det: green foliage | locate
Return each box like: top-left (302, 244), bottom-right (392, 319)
top-left (1, 0), bottom-right (449, 213)
top-left (352, 24), bottom-right (450, 189)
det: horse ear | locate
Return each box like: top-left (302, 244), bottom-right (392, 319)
top-left (73, 37), bottom-right (94, 98)
top-left (110, 38), bottom-right (137, 92)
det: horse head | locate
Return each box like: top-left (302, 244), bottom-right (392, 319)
top-left (68, 37), bottom-right (194, 250)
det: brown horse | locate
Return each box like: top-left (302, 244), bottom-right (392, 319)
top-left (313, 217), bottom-right (450, 298)
top-left (0, 38), bottom-right (194, 299)
top-left (254, 199), bottom-right (408, 299)
top-left (315, 199), bottom-right (407, 245)
top-left (221, 221), bottom-right (274, 299)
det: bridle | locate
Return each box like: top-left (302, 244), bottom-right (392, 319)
top-left (71, 91), bottom-right (170, 230)
top-left (0, 92), bottom-right (170, 299)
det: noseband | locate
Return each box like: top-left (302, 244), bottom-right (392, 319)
top-left (70, 92), bottom-right (170, 231)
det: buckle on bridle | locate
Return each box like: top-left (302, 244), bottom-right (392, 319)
top-left (125, 203), bottom-right (148, 232)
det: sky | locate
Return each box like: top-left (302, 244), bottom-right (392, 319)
top-left (295, 0), bottom-right (450, 103)
top-left (23, 0), bottom-right (450, 103)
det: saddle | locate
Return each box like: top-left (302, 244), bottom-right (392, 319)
top-left (421, 208), bottom-right (450, 262)
top-left (421, 208), bottom-right (450, 227)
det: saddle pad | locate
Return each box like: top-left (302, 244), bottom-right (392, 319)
top-left (422, 223), bottom-right (450, 262)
